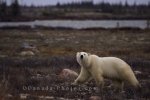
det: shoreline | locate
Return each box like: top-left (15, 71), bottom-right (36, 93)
top-left (1, 17), bottom-right (150, 22)
top-left (0, 26), bottom-right (146, 30)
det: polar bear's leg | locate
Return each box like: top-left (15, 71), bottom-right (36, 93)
top-left (112, 80), bottom-right (124, 99)
top-left (95, 76), bottom-right (104, 94)
top-left (92, 73), bottom-right (104, 99)
top-left (87, 76), bottom-right (93, 82)
top-left (72, 67), bottom-right (91, 85)
top-left (113, 80), bottom-right (124, 92)
top-left (95, 76), bottom-right (104, 88)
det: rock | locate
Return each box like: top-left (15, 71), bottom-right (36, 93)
top-left (36, 32), bottom-right (44, 37)
top-left (134, 70), bottom-right (142, 75)
top-left (31, 74), bottom-right (43, 80)
top-left (21, 42), bottom-right (39, 53)
top-left (7, 94), bottom-right (13, 98)
top-left (39, 96), bottom-right (54, 99)
top-left (45, 96), bottom-right (55, 99)
top-left (59, 69), bottom-right (78, 81)
top-left (58, 97), bottom-right (66, 100)
top-left (20, 51), bottom-right (35, 56)
top-left (89, 96), bottom-right (101, 100)
top-left (20, 93), bottom-right (29, 99)
top-left (0, 55), bottom-right (7, 57)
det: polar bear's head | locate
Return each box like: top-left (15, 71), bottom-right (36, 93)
top-left (76, 52), bottom-right (90, 67)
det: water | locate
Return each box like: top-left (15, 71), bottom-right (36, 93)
top-left (0, 20), bottom-right (148, 29)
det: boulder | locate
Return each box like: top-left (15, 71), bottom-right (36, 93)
top-left (59, 69), bottom-right (78, 81)
top-left (20, 42), bottom-right (39, 53)
top-left (20, 51), bottom-right (35, 56)
top-left (134, 70), bottom-right (142, 75)
top-left (89, 96), bottom-right (101, 100)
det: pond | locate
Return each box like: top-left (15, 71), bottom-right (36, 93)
top-left (0, 20), bottom-right (149, 29)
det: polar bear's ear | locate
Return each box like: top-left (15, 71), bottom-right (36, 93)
top-left (88, 53), bottom-right (91, 56)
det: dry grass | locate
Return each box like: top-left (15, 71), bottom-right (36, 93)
top-left (0, 28), bottom-right (150, 99)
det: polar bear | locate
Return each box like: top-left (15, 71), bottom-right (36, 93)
top-left (73, 52), bottom-right (140, 91)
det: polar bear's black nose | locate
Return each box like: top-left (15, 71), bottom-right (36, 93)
top-left (80, 55), bottom-right (83, 59)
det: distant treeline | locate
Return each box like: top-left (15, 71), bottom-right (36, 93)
top-left (0, 0), bottom-right (150, 21)
top-left (57, 1), bottom-right (150, 15)
top-left (0, 0), bottom-right (20, 17)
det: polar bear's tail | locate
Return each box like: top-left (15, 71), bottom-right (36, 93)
top-left (125, 69), bottom-right (141, 89)
top-left (133, 79), bottom-right (141, 89)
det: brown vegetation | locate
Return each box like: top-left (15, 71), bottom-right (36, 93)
top-left (0, 28), bottom-right (150, 99)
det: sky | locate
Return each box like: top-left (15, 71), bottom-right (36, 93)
top-left (6, 0), bottom-right (150, 6)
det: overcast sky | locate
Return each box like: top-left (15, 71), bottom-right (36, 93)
top-left (6, 0), bottom-right (150, 6)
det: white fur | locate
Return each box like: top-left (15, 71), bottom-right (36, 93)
top-left (73, 52), bottom-right (140, 90)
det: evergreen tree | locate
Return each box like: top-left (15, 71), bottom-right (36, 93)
top-left (148, 1), bottom-right (150, 8)
top-left (0, 0), bottom-right (7, 16)
top-left (11, 0), bottom-right (20, 16)
top-left (125, 0), bottom-right (129, 7)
